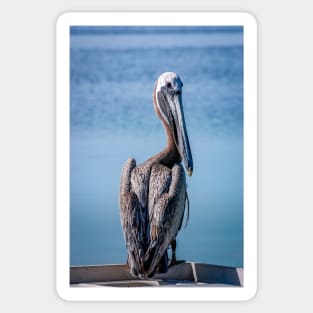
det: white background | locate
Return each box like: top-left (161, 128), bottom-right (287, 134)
top-left (0, 0), bottom-right (312, 311)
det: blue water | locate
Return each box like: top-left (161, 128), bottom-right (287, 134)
top-left (70, 26), bottom-right (243, 268)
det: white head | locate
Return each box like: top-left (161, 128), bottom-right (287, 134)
top-left (155, 72), bottom-right (183, 95)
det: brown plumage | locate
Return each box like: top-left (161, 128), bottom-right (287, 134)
top-left (119, 72), bottom-right (193, 278)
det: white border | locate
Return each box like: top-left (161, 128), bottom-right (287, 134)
top-left (56, 12), bottom-right (257, 301)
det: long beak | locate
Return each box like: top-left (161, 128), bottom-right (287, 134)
top-left (169, 94), bottom-right (193, 176)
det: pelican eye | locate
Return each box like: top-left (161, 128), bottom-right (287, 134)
top-left (166, 82), bottom-right (172, 88)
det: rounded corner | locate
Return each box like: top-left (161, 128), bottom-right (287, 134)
top-left (55, 285), bottom-right (71, 302)
top-left (242, 284), bottom-right (258, 302)
top-left (241, 12), bottom-right (258, 28)
top-left (56, 12), bottom-right (72, 27)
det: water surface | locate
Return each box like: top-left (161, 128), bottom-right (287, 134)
top-left (70, 26), bottom-right (243, 267)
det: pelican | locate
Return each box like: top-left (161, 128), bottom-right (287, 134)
top-left (119, 72), bottom-right (193, 278)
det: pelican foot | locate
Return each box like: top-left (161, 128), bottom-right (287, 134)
top-left (169, 258), bottom-right (185, 267)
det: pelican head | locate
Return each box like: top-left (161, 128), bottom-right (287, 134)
top-left (154, 72), bottom-right (193, 176)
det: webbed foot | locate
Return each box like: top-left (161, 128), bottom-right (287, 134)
top-left (169, 256), bottom-right (185, 267)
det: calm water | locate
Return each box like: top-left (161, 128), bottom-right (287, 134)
top-left (70, 26), bottom-right (243, 268)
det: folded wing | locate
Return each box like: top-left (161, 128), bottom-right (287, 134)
top-left (144, 163), bottom-right (187, 276)
top-left (119, 158), bottom-right (147, 277)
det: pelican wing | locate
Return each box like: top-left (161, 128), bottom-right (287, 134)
top-left (144, 163), bottom-right (187, 276)
top-left (119, 158), bottom-right (146, 277)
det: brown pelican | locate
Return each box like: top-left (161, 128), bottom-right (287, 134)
top-left (119, 72), bottom-right (193, 278)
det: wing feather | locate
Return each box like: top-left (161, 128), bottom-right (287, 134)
top-left (144, 163), bottom-right (187, 276)
top-left (119, 158), bottom-right (147, 277)
top-left (120, 159), bottom-right (188, 278)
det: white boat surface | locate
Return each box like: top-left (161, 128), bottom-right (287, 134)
top-left (70, 262), bottom-right (243, 287)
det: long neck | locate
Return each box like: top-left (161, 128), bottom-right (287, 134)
top-left (151, 87), bottom-right (181, 168)
top-left (160, 120), bottom-right (181, 167)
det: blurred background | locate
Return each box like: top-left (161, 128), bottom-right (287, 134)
top-left (70, 26), bottom-right (243, 268)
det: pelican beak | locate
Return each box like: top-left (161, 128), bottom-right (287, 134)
top-left (155, 73), bottom-right (193, 176)
top-left (170, 93), bottom-right (193, 176)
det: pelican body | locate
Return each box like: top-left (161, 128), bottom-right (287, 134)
top-left (119, 72), bottom-right (193, 278)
